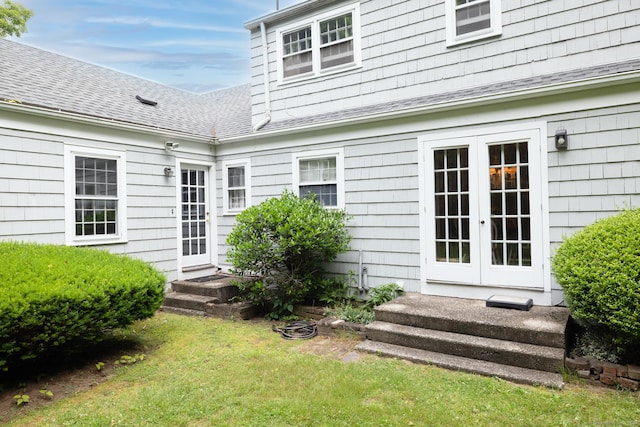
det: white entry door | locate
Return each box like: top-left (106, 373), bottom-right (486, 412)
top-left (424, 126), bottom-right (544, 289)
top-left (180, 165), bottom-right (211, 268)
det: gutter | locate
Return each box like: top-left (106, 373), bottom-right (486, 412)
top-left (0, 101), bottom-right (211, 144)
top-left (253, 21), bottom-right (272, 132)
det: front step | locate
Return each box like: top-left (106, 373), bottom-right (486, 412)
top-left (163, 292), bottom-right (216, 312)
top-left (359, 293), bottom-right (570, 388)
top-left (375, 294), bottom-right (568, 348)
top-left (357, 340), bottom-right (564, 389)
top-left (365, 321), bottom-right (565, 372)
top-left (162, 274), bottom-right (258, 319)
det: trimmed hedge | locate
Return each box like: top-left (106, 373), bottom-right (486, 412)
top-left (552, 208), bottom-right (640, 346)
top-left (0, 242), bottom-right (165, 373)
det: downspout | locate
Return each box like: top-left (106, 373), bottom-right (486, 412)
top-left (253, 21), bottom-right (272, 132)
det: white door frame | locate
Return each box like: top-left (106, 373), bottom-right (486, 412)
top-left (418, 121), bottom-right (551, 303)
top-left (175, 159), bottom-right (217, 275)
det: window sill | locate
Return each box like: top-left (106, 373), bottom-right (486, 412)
top-left (446, 30), bottom-right (502, 48)
top-left (67, 237), bottom-right (128, 246)
top-left (278, 63), bottom-right (362, 87)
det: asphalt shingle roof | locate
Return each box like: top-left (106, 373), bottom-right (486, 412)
top-left (2, 39), bottom-right (638, 142)
top-left (0, 39), bottom-right (253, 140)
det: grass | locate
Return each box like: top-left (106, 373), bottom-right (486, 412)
top-left (6, 312), bottom-right (640, 427)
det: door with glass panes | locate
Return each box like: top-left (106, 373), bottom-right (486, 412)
top-left (180, 165), bottom-right (211, 268)
top-left (424, 128), bottom-right (544, 289)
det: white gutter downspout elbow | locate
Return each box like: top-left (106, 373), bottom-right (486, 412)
top-left (254, 21), bottom-right (272, 132)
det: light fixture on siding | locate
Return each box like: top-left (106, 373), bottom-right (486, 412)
top-left (555, 127), bottom-right (568, 150)
top-left (164, 140), bottom-right (180, 151)
top-left (163, 167), bottom-right (174, 177)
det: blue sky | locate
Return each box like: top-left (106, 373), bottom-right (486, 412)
top-left (9, 0), bottom-right (304, 93)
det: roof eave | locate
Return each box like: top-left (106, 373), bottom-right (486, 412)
top-left (0, 101), bottom-right (212, 143)
top-left (244, 0), bottom-right (348, 30)
top-left (221, 69), bottom-right (640, 144)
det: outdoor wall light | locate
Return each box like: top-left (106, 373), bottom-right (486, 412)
top-left (163, 167), bottom-right (174, 177)
top-left (555, 127), bottom-right (568, 150)
top-left (164, 140), bottom-right (180, 151)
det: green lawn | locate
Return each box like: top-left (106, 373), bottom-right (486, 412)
top-left (7, 313), bottom-right (640, 427)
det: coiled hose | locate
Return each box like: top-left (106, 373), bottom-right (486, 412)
top-left (272, 320), bottom-right (318, 340)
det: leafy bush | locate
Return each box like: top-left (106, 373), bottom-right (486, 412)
top-left (325, 303), bottom-right (375, 325)
top-left (0, 242), bottom-right (165, 374)
top-left (552, 208), bottom-right (640, 347)
top-left (326, 282), bottom-right (405, 325)
top-left (226, 190), bottom-right (351, 319)
top-left (366, 283), bottom-right (405, 309)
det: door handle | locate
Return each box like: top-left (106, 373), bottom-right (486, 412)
top-left (480, 220), bottom-right (485, 225)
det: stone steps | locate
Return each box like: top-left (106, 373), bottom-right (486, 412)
top-left (162, 274), bottom-right (257, 319)
top-left (357, 340), bottom-right (564, 389)
top-left (356, 293), bottom-right (570, 388)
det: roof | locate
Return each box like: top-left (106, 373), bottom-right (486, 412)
top-left (0, 39), bottom-right (253, 140)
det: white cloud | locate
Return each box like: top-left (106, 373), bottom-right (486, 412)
top-left (84, 16), bottom-right (246, 34)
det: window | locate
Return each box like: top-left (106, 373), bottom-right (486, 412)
top-left (293, 149), bottom-right (344, 209)
top-left (64, 146), bottom-right (127, 245)
top-left (278, 4), bottom-right (360, 83)
top-left (222, 159), bottom-right (251, 214)
top-left (446, 0), bottom-right (501, 46)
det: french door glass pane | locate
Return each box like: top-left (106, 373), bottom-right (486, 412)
top-left (434, 148), bottom-right (470, 263)
top-left (488, 142), bottom-right (531, 266)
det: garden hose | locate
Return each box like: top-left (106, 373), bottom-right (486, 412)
top-left (272, 320), bottom-right (318, 340)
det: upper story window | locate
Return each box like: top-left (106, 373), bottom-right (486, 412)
top-left (446, 0), bottom-right (502, 46)
top-left (64, 146), bottom-right (127, 245)
top-left (293, 148), bottom-right (344, 209)
top-left (222, 159), bottom-right (251, 215)
top-left (278, 4), bottom-right (360, 84)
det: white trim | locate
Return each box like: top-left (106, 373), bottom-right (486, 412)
top-left (292, 147), bottom-right (345, 209)
top-left (64, 144), bottom-right (127, 246)
top-left (222, 158), bottom-right (252, 215)
top-left (445, 0), bottom-right (502, 47)
top-left (276, 3), bottom-right (361, 85)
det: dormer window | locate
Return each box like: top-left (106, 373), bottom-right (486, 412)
top-left (278, 4), bottom-right (360, 84)
top-left (446, 0), bottom-right (502, 46)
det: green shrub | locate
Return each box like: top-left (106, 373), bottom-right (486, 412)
top-left (365, 283), bottom-right (405, 309)
top-left (226, 190), bottom-right (351, 319)
top-left (0, 242), bottom-right (165, 374)
top-left (552, 208), bottom-right (640, 346)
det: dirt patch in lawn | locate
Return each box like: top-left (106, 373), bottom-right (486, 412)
top-left (0, 338), bottom-right (146, 424)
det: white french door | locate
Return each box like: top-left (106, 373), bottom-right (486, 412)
top-left (424, 127), bottom-right (544, 289)
top-left (180, 165), bottom-right (211, 268)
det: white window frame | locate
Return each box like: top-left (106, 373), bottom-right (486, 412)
top-left (292, 148), bottom-right (344, 209)
top-left (222, 159), bottom-right (251, 215)
top-left (276, 3), bottom-right (361, 84)
top-left (445, 0), bottom-right (502, 47)
top-left (64, 145), bottom-right (127, 246)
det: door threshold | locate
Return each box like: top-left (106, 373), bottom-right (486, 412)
top-left (182, 264), bottom-right (218, 273)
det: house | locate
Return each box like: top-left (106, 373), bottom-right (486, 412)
top-left (1, 0), bottom-right (639, 307)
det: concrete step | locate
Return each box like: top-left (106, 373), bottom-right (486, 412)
top-left (375, 294), bottom-right (569, 348)
top-left (357, 340), bottom-right (564, 389)
top-left (171, 275), bottom-right (239, 303)
top-left (365, 321), bottom-right (565, 373)
top-left (163, 292), bottom-right (216, 312)
top-left (160, 306), bottom-right (206, 317)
